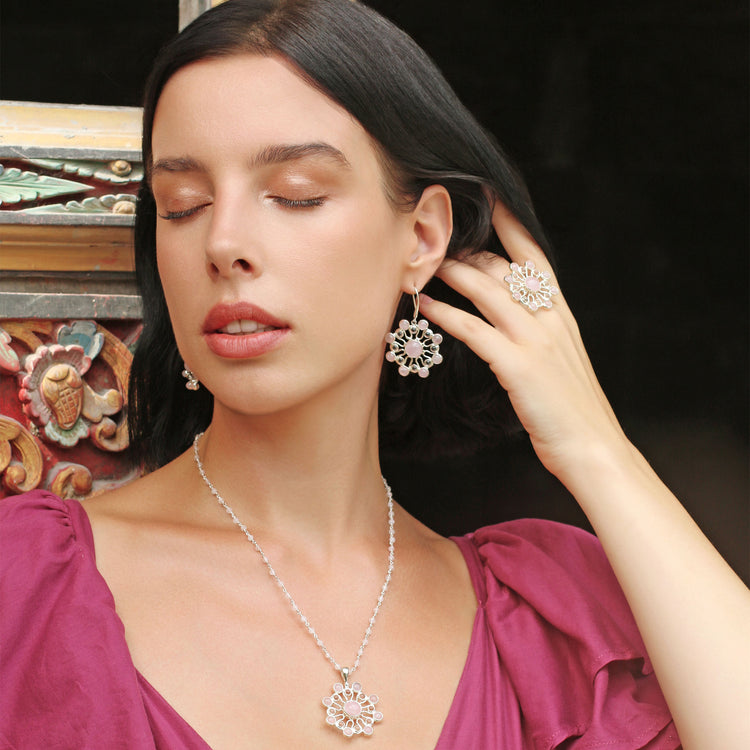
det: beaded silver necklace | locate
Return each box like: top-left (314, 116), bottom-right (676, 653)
top-left (192, 433), bottom-right (395, 738)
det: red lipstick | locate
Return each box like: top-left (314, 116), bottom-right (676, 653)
top-left (202, 302), bottom-right (290, 359)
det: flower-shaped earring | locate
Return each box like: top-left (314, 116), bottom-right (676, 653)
top-left (384, 288), bottom-right (443, 378)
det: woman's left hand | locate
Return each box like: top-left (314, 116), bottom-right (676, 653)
top-left (420, 202), bottom-right (630, 483)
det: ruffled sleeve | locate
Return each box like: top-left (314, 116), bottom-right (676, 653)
top-left (467, 519), bottom-right (680, 749)
top-left (0, 490), bottom-right (156, 749)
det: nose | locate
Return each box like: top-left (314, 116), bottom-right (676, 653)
top-left (204, 193), bottom-right (260, 280)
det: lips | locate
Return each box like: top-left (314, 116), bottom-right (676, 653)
top-left (202, 302), bottom-right (290, 359)
top-left (218, 319), bottom-right (276, 335)
top-left (203, 302), bottom-right (286, 334)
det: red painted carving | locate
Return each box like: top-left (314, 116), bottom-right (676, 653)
top-left (48, 462), bottom-right (93, 499)
top-left (0, 416), bottom-right (43, 493)
top-left (0, 320), bottom-right (142, 499)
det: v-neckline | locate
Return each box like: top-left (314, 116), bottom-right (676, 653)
top-left (80, 502), bottom-right (487, 749)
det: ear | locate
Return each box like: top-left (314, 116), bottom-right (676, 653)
top-left (400, 184), bottom-right (452, 293)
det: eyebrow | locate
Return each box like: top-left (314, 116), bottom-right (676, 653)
top-left (149, 156), bottom-right (202, 179)
top-left (149, 142), bottom-right (351, 179)
top-left (251, 142), bottom-right (351, 169)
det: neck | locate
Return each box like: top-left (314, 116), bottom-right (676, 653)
top-left (193, 376), bottom-right (388, 551)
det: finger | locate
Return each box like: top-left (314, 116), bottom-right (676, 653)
top-left (436, 256), bottom-right (546, 336)
top-left (419, 295), bottom-right (517, 378)
top-left (422, 293), bottom-right (603, 424)
top-left (423, 275), bottom-right (626, 443)
top-left (491, 202), bottom-right (551, 272)
top-left (448, 250), bottom-right (566, 307)
top-left (442, 250), bottom-right (507, 281)
top-left (435, 258), bottom-right (615, 423)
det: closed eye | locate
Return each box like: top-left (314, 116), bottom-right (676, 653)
top-left (158, 204), bottom-right (210, 220)
top-left (273, 196), bottom-right (326, 209)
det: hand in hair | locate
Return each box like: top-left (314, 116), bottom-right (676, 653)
top-left (420, 203), bottom-right (621, 482)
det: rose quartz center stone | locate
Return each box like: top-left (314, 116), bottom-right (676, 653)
top-left (525, 276), bottom-right (542, 292)
top-left (404, 340), bottom-right (423, 358)
top-left (343, 700), bottom-right (362, 717)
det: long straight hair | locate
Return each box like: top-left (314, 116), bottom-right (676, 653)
top-left (129, 0), bottom-right (553, 471)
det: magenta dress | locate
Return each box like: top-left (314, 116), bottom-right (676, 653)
top-left (1, 491), bottom-right (680, 749)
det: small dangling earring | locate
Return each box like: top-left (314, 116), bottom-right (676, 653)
top-left (384, 287), bottom-right (443, 378)
top-left (182, 362), bottom-right (200, 391)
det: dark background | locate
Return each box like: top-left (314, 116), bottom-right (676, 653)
top-left (1, 0), bottom-right (747, 581)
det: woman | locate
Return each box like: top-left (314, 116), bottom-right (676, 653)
top-left (2, 1), bottom-right (748, 748)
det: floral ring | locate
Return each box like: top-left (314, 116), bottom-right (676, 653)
top-left (504, 260), bottom-right (559, 312)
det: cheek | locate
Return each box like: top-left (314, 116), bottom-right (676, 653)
top-left (156, 221), bottom-right (205, 283)
top-left (298, 214), bottom-right (406, 342)
top-left (295, 200), bottom-right (405, 284)
top-left (156, 231), bottom-right (203, 336)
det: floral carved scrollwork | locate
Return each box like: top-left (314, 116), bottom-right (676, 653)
top-left (48, 462), bottom-right (94, 499)
top-left (0, 165), bottom-right (90, 205)
top-left (20, 193), bottom-right (137, 215)
top-left (24, 158), bottom-right (143, 185)
top-left (0, 329), bottom-right (21, 374)
top-left (90, 326), bottom-right (132, 452)
top-left (0, 320), bottom-right (139, 499)
top-left (0, 416), bottom-right (43, 494)
top-left (19, 329), bottom-right (123, 448)
top-left (1, 321), bottom-right (54, 356)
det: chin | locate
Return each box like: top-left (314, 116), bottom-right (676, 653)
top-left (211, 363), bottom-right (379, 421)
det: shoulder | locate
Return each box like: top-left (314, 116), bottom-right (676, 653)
top-left (1, 486), bottom-right (80, 520)
top-left (464, 515), bottom-right (602, 559)
top-left (460, 518), bottom-right (616, 600)
top-left (455, 519), bottom-right (680, 749)
top-left (456, 518), bottom-right (641, 663)
top-left (0, 490), bottom-right (155, 747)
top-left (466, 515), bottom-right (599, 553)
top-left (82, 449), bottom-right (197, 527)
top-left (456, 518), bottom-right (618, 607)
top-left (1, 488), bottom-right (93, 567)
top-left (1, 488), bottom-right (104, 641)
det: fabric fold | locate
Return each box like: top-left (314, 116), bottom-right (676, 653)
top-left (466, 520), bottom-right (680, 749)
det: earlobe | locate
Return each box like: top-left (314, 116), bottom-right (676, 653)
top-left (403, 184), bottom-right (452, 292)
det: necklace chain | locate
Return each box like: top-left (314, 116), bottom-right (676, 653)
top-left (192, 432), bottom-right (395, 679)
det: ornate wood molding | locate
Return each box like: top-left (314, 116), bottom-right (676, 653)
top-left (0, 102), bottom-right (141, 274)
top-left (0, 223), bottom-right (135, 273)
top-left (0, 101), bottom-right (141, 159)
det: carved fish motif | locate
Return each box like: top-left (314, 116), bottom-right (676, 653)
top-left (40, 363), bottom-right (83, 430)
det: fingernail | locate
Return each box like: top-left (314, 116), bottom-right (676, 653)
top-left (420, 293), bottom-right (434, 304)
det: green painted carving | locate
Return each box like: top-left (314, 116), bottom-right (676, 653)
top-left (0, 165), bottom-right (90, 205)
top-left (20, 193), bottom-right (136, 215)
top-left (26, 158), bottom-right (144, 185)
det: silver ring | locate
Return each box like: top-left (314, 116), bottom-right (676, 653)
top-left (504, 260), bottom-right (559, 311)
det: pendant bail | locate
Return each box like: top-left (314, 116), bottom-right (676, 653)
top-left (341, 667), bottom-right (350, 687)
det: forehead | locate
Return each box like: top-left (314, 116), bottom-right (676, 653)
top-left (151, 54), bottom-right (374, 168)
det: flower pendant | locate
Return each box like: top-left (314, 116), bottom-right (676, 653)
top-left (323, 680), bottom-right (383, 737)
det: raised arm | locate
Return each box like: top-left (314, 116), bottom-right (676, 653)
top-left (420, 202), bottom-right (750, 750)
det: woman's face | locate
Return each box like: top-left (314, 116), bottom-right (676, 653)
top-left (151, 55), bottom-right (421, 416)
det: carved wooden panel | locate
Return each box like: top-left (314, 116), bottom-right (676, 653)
top-left (0, 320), bottom-right (142, 499)
top-left (1, 102), bottom-right (144, 500)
